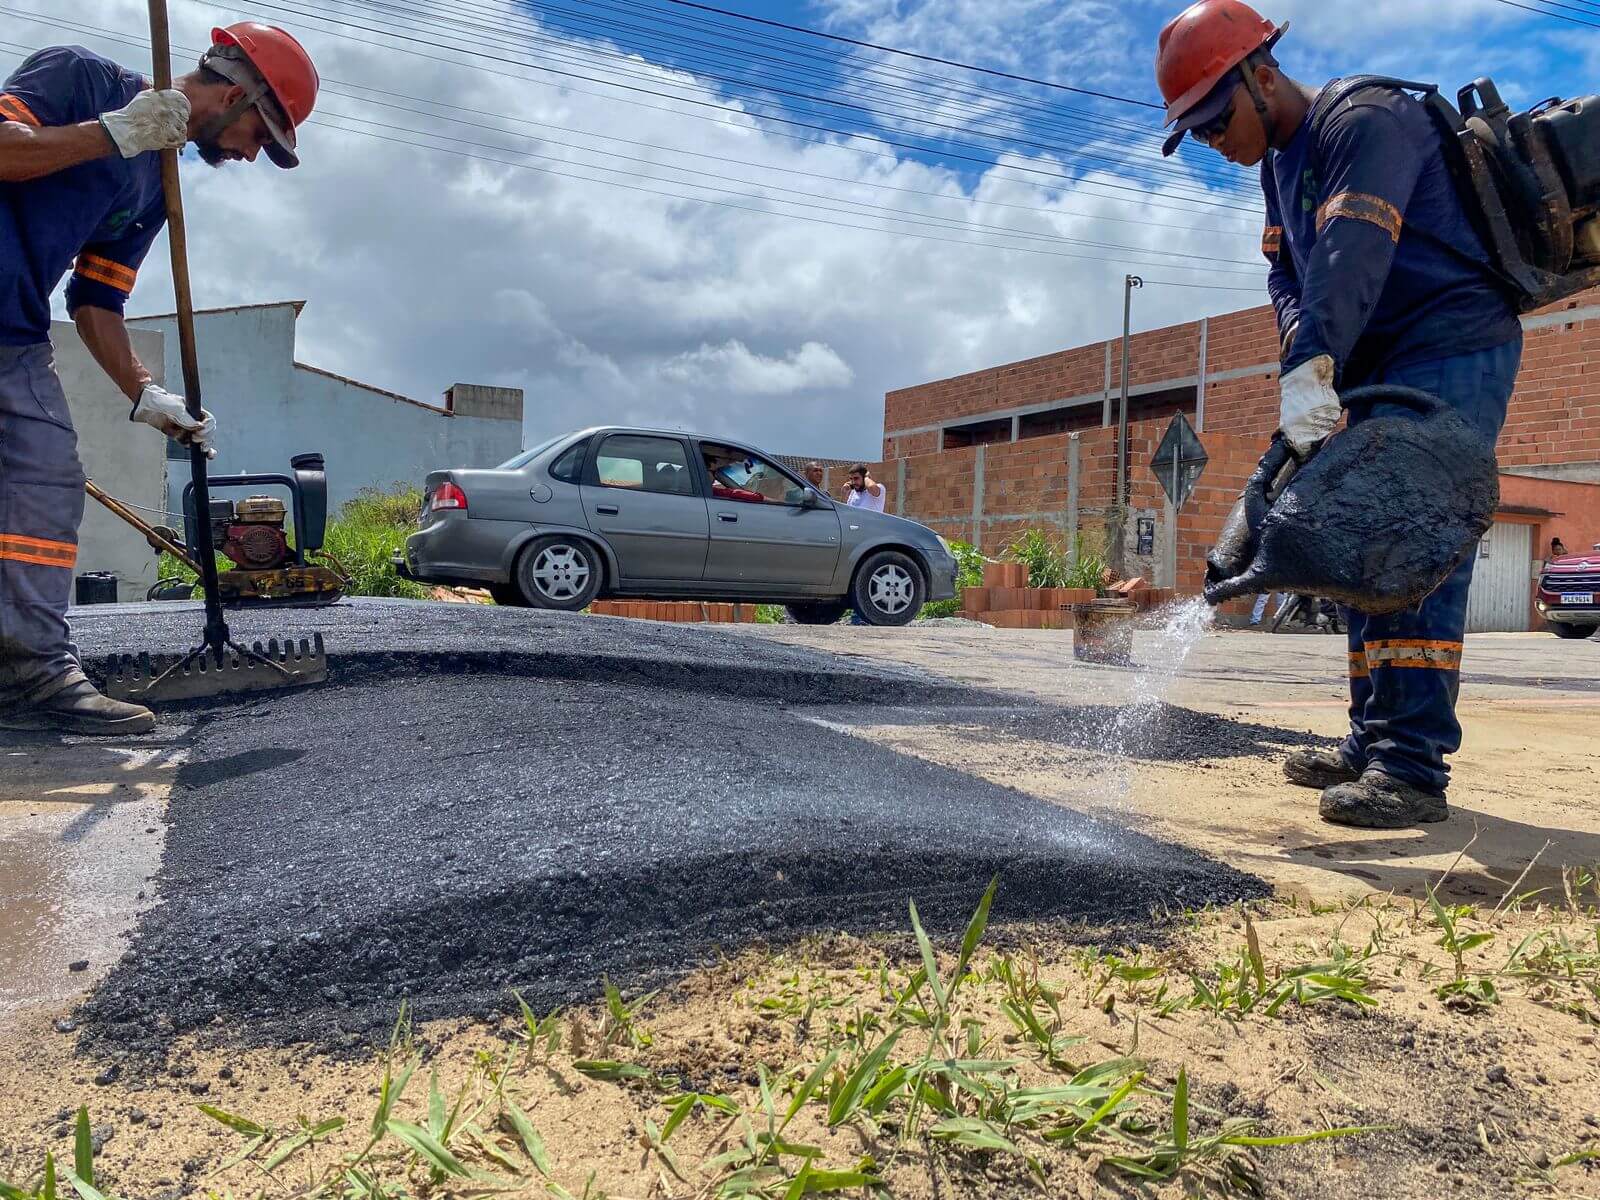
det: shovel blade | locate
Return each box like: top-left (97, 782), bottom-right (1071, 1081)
top-left (104, 633), bottom-right (328, 703)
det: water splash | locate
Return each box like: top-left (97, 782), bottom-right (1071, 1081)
top-left (1093, 597), bottom-right (1216, 809)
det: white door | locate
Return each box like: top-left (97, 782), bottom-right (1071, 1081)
top-left (1465, 521), bottom-right (1533, 633)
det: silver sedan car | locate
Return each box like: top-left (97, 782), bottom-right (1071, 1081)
top-left (397, 427), bottom-right (958, 626)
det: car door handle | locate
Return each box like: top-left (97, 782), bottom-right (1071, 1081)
top-left (717, 512), bottom-right (738, 523)
top-left (596, 504), bottom-right (620, 515)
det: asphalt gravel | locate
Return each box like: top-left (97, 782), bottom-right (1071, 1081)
top-left (61, 601), bottom-right (1272, 1053)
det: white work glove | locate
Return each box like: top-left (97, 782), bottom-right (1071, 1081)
top-left (99, 88), bottom-right (191, 158)
top-left (1277, 354), bottom-right (1342, 457)
top-left (131, 384), bottom-right (217, 459)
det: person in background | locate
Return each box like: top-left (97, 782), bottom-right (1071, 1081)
top-left (803, 461), bottom-right (825, 491)
top-left (1550, 537), bottom-right (1569, 559)
top-left (843, 463), bottom-right (886, 513)
top-left (1250, 591), bottom-right (1288, 626)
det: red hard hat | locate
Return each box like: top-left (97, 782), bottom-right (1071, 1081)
top-left (1156, 0), bottom-right (1286, 129)
top-left (210, 22), bottom-right (319, 167)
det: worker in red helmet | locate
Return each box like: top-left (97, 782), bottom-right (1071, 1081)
top-left (1157, 1), bottom-right (1523, 830)
top-left (0, 25), bottom-right (318, 736)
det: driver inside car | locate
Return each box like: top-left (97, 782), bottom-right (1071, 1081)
top-left (704, 449), bottom-right (766, 503)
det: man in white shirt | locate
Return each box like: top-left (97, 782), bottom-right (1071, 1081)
top-left (843, 463), bottom-right (886, 513)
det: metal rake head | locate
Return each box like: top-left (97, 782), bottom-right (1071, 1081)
top-left (104, 633), bottom-right (328, 704)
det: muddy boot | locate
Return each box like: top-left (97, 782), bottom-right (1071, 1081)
top-left (1283, 748), bottom-right (1360, 790)
top-left (0, 679), bottom-right (155, 736)
top-left (1319, 768), bottom-right (1447, 829)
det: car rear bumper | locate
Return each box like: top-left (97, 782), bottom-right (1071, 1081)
top-left (401, 515), bottom-right (521, 586)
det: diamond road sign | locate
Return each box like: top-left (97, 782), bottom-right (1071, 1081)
top-left (1149, 412), bottom-right (1208, 509)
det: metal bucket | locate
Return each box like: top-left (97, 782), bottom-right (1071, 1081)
top-left (1070, 600), bottom-right (1138, 664)
top-left (74, 572), bottom-right (119, 605)
top-left (1204, 385), bottom-right (1499, 615)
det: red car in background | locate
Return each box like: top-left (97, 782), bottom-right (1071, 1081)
top-left (1535, 543), bottom-right (1600, 639)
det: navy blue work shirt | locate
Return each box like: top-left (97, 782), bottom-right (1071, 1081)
top-left (0, 46), bottom-right (165, 347)
top-left (1262, 80), bottom-right (1521, 386)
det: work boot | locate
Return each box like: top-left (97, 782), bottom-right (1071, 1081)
top-left (1283, 748), bottom-right (1361, 790)
top-left (0, 679), bottom-right (155, 736)
top-left (1319, 768), bottom-right (1447, 829)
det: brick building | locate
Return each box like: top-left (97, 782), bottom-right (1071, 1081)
top-left (866, 290), bottom-right (1600, 630)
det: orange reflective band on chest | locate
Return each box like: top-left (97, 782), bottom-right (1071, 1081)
top-left (0, 93), bottom-right (40, 126)
top-left (0, 533), bottom-right (77, 569)
top-left (1262, 225), bottom-right (1283, 256)
top-left (1363, 638), bottom-right (1463, 670)
top-left (74, 254), bottom-right (137, 294)
top-left (1316, 192), bottom-right (1403, 243)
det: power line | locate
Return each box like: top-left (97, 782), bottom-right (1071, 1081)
top-left (5, 5), bottom-right (1263, 231)
top-left (301, 0), bottom-right (1253, 199)
top-left (240, 0), bottom-right (1259, 210)
top-left (659, 0), bottom-right (1165, 110)
top-left (1487, 0), bottom-right (1600, 26)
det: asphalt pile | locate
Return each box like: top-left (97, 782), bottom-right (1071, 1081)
top-left (68, 602), bottom-right (1269, 1053)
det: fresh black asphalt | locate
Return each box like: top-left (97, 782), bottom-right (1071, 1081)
top-left (55, 601), bottom-right (1281, 1052)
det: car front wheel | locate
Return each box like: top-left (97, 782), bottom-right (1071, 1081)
top-left (851, 550), bottom-right (925, 626)
top-left (1550, 621), bottom-right (1599, 640)
top-left (513, 536), bottom-right (604, 611)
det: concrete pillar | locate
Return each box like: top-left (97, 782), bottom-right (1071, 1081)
top-left (1101, 341), bottom-right (1113, 426)
top-left (1196, 317), bottom-right (1209, 433)
top-left (1010, 414), bottom-right (1021, 442)
top-left (895, 457), bottom-right (906, 515)
top-left (971, 444), bottom-right (986, 551)
top-left (1066, 433), bottom-right (1081, 564)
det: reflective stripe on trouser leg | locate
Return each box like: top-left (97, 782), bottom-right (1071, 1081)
top-left (1338, 604), bottom-right (1371, 772)
top-left (0, 344), bottom-right (88, 709)
top-left (1338, 335), bottom-right (1523, 795)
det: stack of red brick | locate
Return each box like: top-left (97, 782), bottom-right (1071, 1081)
top-left (957, 563), bottom-right (1177, 628)
top-left (590, 600), bottom-right (759, 623)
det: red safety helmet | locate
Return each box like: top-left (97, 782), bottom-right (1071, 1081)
top-left (204, 22), bottom-right (319, 168)
top-left (1156, 0), bottom-right (1286, 146)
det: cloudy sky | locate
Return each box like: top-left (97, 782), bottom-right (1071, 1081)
top-left (11, 0), bottom-right (1596, 457)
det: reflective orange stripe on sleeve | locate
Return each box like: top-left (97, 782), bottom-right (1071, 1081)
top-left (0, 93), bottom-right (40, 126)
top-left (1348, 651), bottom-right (1370, 680)
top-left (1364, 639), bottom-right (1463, 670)
top-left (0, 533), bottom-right (77, 569)
top-left (1316, 191), bottom-right (1403, 243)
top-left (1262, 225), bottom-right (1282, 256)
top-left (74, 253), bottom-right (137, 294)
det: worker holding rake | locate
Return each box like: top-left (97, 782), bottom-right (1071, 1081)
top-left (0, 22), bottom-right (318, 735)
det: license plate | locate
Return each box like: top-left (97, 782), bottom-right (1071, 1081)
top-left (1562, 592), bottom-right (1595, 605)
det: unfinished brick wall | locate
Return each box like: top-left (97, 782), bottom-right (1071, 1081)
top-left (884, 288), bottom-right (1600, 474)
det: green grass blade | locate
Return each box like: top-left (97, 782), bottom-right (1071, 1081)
top-left (503, 1097), bottom-right (552, 1176)
top-left (660, 1095), bottom-right (697, 1144)
top-left (427, 1069), bottom-right (446, 1140)
top-left (73, 1108), bottom-right (93, 1189)
top-left (1172, 1067), bottom-right (1189, 1153)
top-left (908, 901), bottom-right (947, 1015)
top-left (954, 876), bottom-right (999, 983)
top-left (784, 1049), bottom-right (840, 1129)
top-left (1223, 1124), bottom-right (1390, 1147)
top-left (385, 1119), bottom-right (471, 1177)
top-left (61, 1171), bottom-right (107, 1200)
top-left (827, 1028), bottom-right (903, 1127)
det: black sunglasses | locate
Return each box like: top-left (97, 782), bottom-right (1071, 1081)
top-left (1188, 87), bottom-right (1239, 145)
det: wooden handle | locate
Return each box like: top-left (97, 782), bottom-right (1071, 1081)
top-left (147, 0), bottom-right (202, 421)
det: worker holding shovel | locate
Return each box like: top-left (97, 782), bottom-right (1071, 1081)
top-left (1156, 1), bottom-right (1524, 828)
top-left (0, 23), bottom-right (317, 735)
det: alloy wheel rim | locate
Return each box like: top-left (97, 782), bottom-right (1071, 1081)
top-left (532, 545), bottom-right (591, 601)
top-left (868, 564), bottom-right (914, 615)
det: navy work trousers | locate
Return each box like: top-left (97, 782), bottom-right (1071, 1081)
top-left (1337, 333), bottom-right (1524, 795)
top-left (0, 343), bottom-right (88, 710)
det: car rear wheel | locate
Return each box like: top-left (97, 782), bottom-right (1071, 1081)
top-left (489, 582), bottom-right (526, 607)
top-left (786, 600), bottom-right (849, 625)
top-left (1550, 621), bottom-right (1599, 639)
top-left (851, 550), bottom-right (925, 627)
top-left (514, 536), bottom-right (604, 611)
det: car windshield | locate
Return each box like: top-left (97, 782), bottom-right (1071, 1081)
top-left (495, 434), bottom-right (565, 471)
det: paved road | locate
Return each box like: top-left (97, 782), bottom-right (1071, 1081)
top-left (43, 600), bottom-right (1273, 1052)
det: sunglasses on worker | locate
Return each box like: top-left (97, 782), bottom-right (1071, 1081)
top-left (1189, 85), bottom-right (1239, 145)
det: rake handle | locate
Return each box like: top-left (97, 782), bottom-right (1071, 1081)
top-left (149, 0), bottom-right (230, 656)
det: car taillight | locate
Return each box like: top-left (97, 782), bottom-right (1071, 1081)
top-left (432, 480), bottom-right (468, 510)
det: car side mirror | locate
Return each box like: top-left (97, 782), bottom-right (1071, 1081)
top-left (801, 487), bottom-right (823, 509)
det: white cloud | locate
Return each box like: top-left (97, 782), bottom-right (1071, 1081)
top-left (659, 339), bottom-right (854, 395)
top-left (18, 0), bottom-right (1266, 461)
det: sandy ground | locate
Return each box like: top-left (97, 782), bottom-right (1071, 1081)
top-left (1, 619), bottom-right (1597, 1198)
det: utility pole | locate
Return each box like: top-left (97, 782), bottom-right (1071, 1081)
top-left (1112, 274), bottom-right (1142, 570)
top-left (1116, 274), bottom-right (1143, 507)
